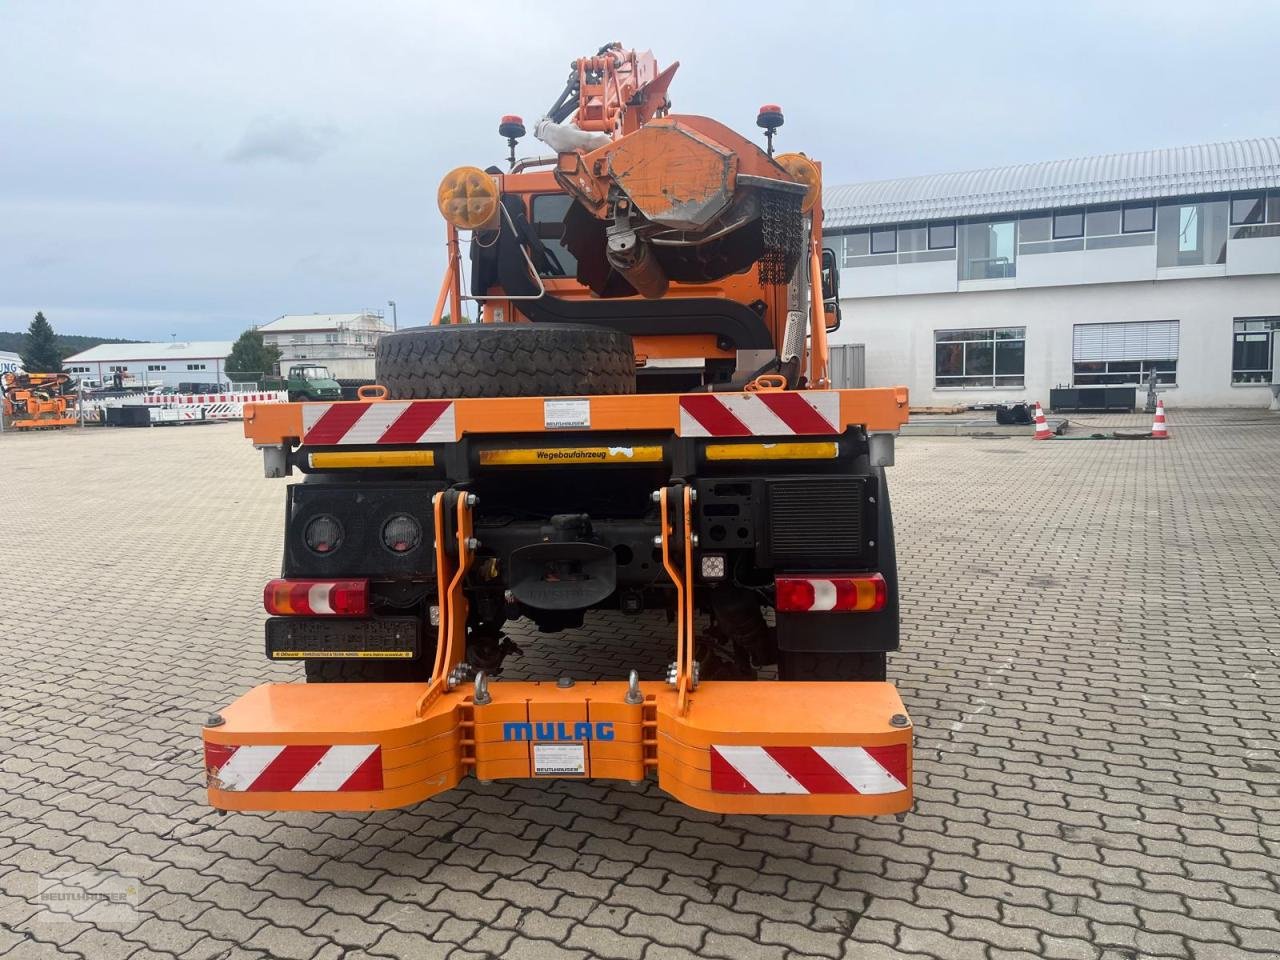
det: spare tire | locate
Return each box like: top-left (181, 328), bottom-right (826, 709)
top-left (375, 323), bottom-right (636, 399)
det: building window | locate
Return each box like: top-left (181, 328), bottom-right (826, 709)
top-left (1232, 317), bottom-right (1280, 384)
top-left (291, 334), bottom-right (306, 343)
top-left (147, 364), bottom-right (166, 371)
top-left (958, 220), bottom-right (1016, 279)
top-left (186, 363), bottom-right (207, 371)
top-left (934, 327), bottom-right (1025, 388)
top-left (1269, 191), bottom-right (1280, 223)
top-left (870, 227), bottom-right (896, 255)
top-left (896, 224), bottom-right (926, 253)
top-left (1122, 203), bottom-right (1155, 233)
top-left (324, 333), bottom-right (339, 344)
top-left (1019, 214), bottom-right (1050, 243)
top-left (1053, 209), bottom-right (1085, 239)
top-left (1157, 199), bottom-right (1227, 266)
top-left (928, 223), bottom-right (956, 249)
top-left (1072, 321), bottom-right (1178, 386)
top-left (354, 333), bottom-right (363, 344)
top-left (841, 230), bottom-right (870, 265)
top-left (1085, 206), bottom-right (1122, 236)
top-left (531, 193), bottom-right (579, 278)
top-left (1231, 193), bottom-right (1265, 225)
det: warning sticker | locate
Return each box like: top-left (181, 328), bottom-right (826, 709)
top-left (533, 743), bottom-right (586, 777)
top-left (544, 398), bottom-right (591, 430)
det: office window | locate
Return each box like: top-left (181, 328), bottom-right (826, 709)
top-left (870, 227), bottom-right (896, 255)
top-left (186, 363), bottom-right (207, 371)
top-left (324, 333), bottom-right (339, 344)
top-left (1122, 203), bottom-right (1155, 233)
top-left (1086, 206), bottom-right (1122, 236)
top-left (841, 230), bottom-right (870, 264)
top-left (1231, 193), bottom-right (1265, 225)
top-left (1072, 321), bottom-right (1178, 385)
top-left (1232, 317), bottom-right (1280, 384)
top-left (1054, 209), bottom-right (1085, 239)
top-left (1019, 214), bottom-right (1050, 243)
top-left (1156, 199), bottom-right (1228, 266)
top-left (897, 224), bottom-right (926, 253)
top-left (959, 220), bottom-right (1016, 279)
top-left (928, 223), bottom-right (956, 249)
top-left (147, 364), bottom-right (166, 371)
top-left (530, 193), bottom-right (579, 278)
top-left (935, 327), bottom-right (1025, 388)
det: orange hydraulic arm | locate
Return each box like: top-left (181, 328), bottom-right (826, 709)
top-left (546, 43), bottom-right (678, 138)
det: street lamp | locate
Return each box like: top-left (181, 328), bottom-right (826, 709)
top-left (387, 300), bottom-right (397, 331)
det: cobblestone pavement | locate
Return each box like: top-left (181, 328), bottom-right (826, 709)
top-left (1, 409), bottom-right (1278, 960)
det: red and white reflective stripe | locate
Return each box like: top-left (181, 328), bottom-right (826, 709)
top-left (205, 743), bottom-right (382, 792)
top-left (302, 401), bottom-right (456, 445)
top-left (679, 393), bottom-right (840, 437)
top-left (710, 744), bottom-right (908, 795)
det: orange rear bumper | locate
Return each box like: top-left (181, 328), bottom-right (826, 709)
top-left (204, 678), bottom-right (913, 817)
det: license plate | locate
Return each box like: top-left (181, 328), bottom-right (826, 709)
top-left (265, 617), bottom-right (421, 660)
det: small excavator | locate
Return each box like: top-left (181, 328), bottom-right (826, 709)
top-left (2, 372), bottom-right (78, 430)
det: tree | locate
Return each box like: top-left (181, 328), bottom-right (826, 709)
top-left (20, 311), bottom-right (62, 372)
top-left (226, 329), bottom-right (282, 378)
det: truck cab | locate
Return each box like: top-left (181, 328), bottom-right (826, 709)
top-left (285, 364), bottom-right (342, 402)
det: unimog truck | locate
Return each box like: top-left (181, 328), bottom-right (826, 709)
top-left (204, 44), bottom-right (913, 816)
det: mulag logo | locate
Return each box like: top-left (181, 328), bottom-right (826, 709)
top-left (504, 721), bottom-right (615, 742)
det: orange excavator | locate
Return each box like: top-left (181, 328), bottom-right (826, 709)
top-left (2, 372), bottom-right (78, 430)
top-left (203, 43), bottom-right (913, 820)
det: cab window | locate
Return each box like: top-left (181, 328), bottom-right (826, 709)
top-left (531, 194), bottom-right (578, 279)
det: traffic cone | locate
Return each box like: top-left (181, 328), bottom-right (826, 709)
top-left (1033, 402), bottom-right (1053, 440)
top-left (1151, 399), bottom-right (1168, 439)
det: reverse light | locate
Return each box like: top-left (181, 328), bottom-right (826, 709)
top-left (774, 573), bottom-right (886, 613)
top-left (264, 579), bottom-right (369, 617)
top-left (699, 553), bottom-right (727, 580)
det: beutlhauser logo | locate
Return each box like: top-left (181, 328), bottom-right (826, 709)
top-left (503, 721), bottom-right (615, 742)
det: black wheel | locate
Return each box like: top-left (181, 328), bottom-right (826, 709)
top-left (303, 660), bottom-right (429, 683)
top-left (777, 650), bottom-right (887, 682)
top-left (375, 323), bottom-right (636, 399)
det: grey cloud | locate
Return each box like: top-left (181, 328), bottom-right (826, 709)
top-left (226, 118), bottom-right (339, 164)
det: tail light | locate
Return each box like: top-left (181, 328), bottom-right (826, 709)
top-left (774, 573), bottom-right (886, 613)
top-left (264, 579), bottom-right (369, 616)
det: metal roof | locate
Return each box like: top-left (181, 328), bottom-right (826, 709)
top-left (824, 136), bottom-right (1280, 229)
top-left (63, 341), bottom-right (233, 363)
top-left (260, 313), bottom-right (390, 333)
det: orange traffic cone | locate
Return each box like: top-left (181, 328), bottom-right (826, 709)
top-left (1151, 399), bottom-right (1168, 439)
top-left (1033, 402), bottom-right (1053, 440)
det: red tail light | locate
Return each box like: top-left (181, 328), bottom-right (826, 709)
top-left (264, 579), bottom-right (369, 616)
top-left (774, 573), bottom-right (887, 613)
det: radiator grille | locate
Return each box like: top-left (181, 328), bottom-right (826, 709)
top-left (766, 477), bottom-right (868, 567)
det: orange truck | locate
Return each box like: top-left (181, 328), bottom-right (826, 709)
top-left (204, 44), bottom-right (913, 817)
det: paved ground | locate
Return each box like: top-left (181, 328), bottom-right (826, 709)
top-left (1, 408), bottom-right (1278, 960)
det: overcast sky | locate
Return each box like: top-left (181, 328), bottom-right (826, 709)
top-left (2, 1), bottom-right (1277, 342)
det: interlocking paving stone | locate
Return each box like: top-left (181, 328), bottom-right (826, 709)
top-left (2, 409), bottom-right (1278, 959)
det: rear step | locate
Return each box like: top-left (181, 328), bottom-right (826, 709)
top-left (203, 678), bottom-right (912, 816)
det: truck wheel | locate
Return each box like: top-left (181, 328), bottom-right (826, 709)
top-left (777, 651), bottom-right (887, 682)
top-left (375, 323), bottom-right (636, 399)
top-left (303, 660), bottom-right (429, 683)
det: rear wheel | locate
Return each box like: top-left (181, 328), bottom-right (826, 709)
top-left (375, 323), bottom-right (636, 399)
top-left (777, 651), bottom-right (887, 682)
top-left (303, 660), bottom-right (429, 683)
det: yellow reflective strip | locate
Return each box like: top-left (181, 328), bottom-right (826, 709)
top-left (704, 441), bottom-right (839, 461)
top-left (308, 450), bottom-right (436, 469)
top-left (479, 446), bottom-right (664, 466)
top-left (269, 651), bottom-right (415, 659)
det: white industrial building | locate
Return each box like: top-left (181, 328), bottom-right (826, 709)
top-left (0, 351), bottom-right (21, 376)
top-left (257, 312), bottom-right (392, 380)
top-left (825, 136), bottom-right (1280, 407)
top-left (63, 341), bottom-right (233, 389)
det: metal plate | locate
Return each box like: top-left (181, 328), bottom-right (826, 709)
top-left (265, 616), bottom-right (421, 660)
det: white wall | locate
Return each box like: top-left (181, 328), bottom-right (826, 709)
top-left (831, 274), bottom-right (1280, 408)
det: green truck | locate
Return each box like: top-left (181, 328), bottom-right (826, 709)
top-left (265, 364), bottom-right (343, 402)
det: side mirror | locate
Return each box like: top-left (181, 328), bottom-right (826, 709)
top-left (820, 248), bottom-right (840, 301)
top-left (821, 247), bottom-right (841, 332)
